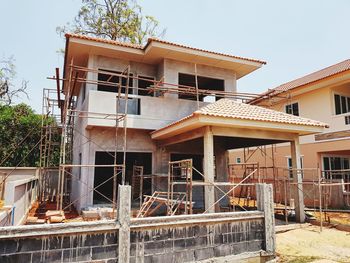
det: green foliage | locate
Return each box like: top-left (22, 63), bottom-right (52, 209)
top-left (0, 103), bottom-right (56, 167)
top-left (57, 0), bottom-right (165, 45)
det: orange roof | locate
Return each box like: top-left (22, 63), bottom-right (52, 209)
top-left (251, 59), bottom-right (350, 103)
top-left (153, 99), bottom-right (328, 134)
top-left (65, 33), bottom-right (266, 65)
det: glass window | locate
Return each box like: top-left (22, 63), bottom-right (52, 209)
top-left (285, 103), bottom-right (299, 116)
top-left (323, 156), bottom-right (350, 179)
top-left (334, 94), bottom-right (350, 115)
top-left (287, 157), bottom-right (303, 178)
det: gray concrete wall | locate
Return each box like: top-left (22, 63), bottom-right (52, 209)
top-left (163, 58), bottom-right (237, 98)
top-left (0, 211), bottom-right (269, 263)
top-left (0, 221), bottom-right (119, 263)
top-left (80, 55), bottom-right (237, 130)
top-left (72, 54), bottom-right (238, 210)
top-left (130, 212), bottom-right (265, 263)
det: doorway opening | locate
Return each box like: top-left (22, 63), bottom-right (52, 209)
top-left (93, 151), bottom-right (152, 204)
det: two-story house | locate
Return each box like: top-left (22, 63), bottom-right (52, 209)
top-left (232, 59), bottom-right (350, 208)
top-left (61, 34), bottom-right (326, 222)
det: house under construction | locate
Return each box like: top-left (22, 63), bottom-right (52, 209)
top-left (36, 33), bottom-right (329, 222)
top-left (0, 34), bottom-right (337, 263)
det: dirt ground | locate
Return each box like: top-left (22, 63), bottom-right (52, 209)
top-left (276, 225), bottom-right (350, 263)
top-left (309, 211), bottom-right (350, 226)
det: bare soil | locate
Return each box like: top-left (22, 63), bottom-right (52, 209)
top-left (276, 225), bottom-right (350, 263)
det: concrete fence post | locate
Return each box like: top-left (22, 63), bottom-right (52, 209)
top-left (117, 184), bottom-right (131, 263)
top-left (256, 183), bottom-right (276, 254)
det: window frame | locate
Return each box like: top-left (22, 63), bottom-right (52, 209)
top-left (334, 93), bottom-right (350, 115)
top-left (285, 102), bottom-right (299, 116)
top-left (286, 156), bottom-right (304, 179)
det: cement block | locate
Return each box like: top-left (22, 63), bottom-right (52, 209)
top-left (0, 252), bottom-right (32, 263)
top-left (32, 250), bottom-right (63, 263)
top-left (62, 247), bottom-right (92, 262)
top-left (173, 250), bottom-right (195, 263)
top-left (91, 245), bottom-right (118, 260)
top-left (17, 238), bottom-right (43, 252)
top-left (231, 242), bottom-right (248, 255)
top-left (194, 247), bottom-right (215, 261)
top-left (0, 239), bottom-right (18, 254)
top-left (213, 244), bottom-right (232, 257)
top-left (246, 240), bottom-right (264, 252)
top-left (84, 232), bottom-right (117, 247)
top-left (151, 253), bottom-right (172, 263)
top-left (144, 240), bottom-right (165, 255)
top-left (173, 238), bottom-right (186, 251)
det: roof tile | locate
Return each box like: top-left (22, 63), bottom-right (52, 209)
top-left (65, 33), bottom-right (266, 65)
top-left (259, 59), bottom-right (350, 99)
top-left (154, 99), bottom-right (328, 133)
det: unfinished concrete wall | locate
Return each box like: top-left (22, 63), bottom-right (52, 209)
top-left (0, 184), bottom-right (275, 262)
top-left (0, 212), bottom-right (270, 263)
top-left (0, 221), bottom-right (119, 262)
top-left (163, 58), bottom-right (237, 99)
top-left (130, 212), bottom-right (266, 262)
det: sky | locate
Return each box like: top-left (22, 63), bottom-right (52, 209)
top-left (1, 0), bottom-right (350, 112)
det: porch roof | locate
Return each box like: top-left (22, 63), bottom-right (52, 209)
top-left (151, 99), bottom-right (328, 143)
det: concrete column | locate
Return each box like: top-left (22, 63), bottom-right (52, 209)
top-left (256, 183), bottom-right (276, 254)
top-left (117, 185), bottom-right (131, 263)
top-left (203, 126), bottom-right (215, 213)
top-left (290, 137), bottom-right (305, 223)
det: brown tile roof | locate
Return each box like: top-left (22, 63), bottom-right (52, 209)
top-left (252, 59), bottom-right (350, 103)
top-left (65, 33), bottom-right (266, 65)
top-left (153, 99), bottom-right (328, 133)
top-left (147, 38), bottom-right (266, 65)
top-left (65, 33), bottom-right (143, 49)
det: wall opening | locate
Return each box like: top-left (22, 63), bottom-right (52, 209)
top-left (138, 76), bottom-right (155, 97)
top-left (94, 151), bottom-right (152, 204)
top-left (97, 69), bottom-right (133, 94)
top-left (178, 73), bottom-right (224, 101)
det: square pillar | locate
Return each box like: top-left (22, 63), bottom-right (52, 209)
top-left (256, 183), bottom-right (276, 254)
top-left (290, 137), bottom-right (305, 223)
top-left (203, 126), bottom-right (215, 213)
top-left (117, 185), bottom-right (131, 263)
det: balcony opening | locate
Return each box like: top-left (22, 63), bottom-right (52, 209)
top-left (178, 73), bottom-right (224, 101)
top-left (97, 69), bottom-right (133, 94)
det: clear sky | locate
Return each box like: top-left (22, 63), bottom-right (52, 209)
top-left (1, 0), bottom-right (350, 112)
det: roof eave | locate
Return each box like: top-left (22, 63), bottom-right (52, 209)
top-left (151, 114), bottom-right (327, 140)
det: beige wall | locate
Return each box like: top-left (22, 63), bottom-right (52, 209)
top-left (230, 138), bottom-right (350, 176)
top-left (260, 83), bottom-right (350, 144)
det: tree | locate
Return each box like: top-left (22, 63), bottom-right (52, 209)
top-left (0, 56), bottom-right (29, 105)
top-left (0, 104), bottom-right (60, 167)
top-left (57, 0), bottom-right (165, 45)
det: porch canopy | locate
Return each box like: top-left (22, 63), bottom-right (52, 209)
top-left (151, 99), bottom-right (328, 222)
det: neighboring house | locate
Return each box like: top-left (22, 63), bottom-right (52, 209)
top-left (62, 34), bottom-right (326, 221)
top-left (231, 59), bottom-right (350, 208)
